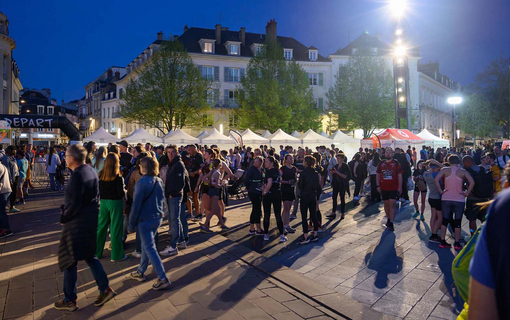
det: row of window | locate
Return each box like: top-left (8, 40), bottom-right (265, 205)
top-left (36, 106), bottom-right (54, 115)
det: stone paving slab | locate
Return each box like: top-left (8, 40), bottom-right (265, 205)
top-left (0, 187), bottom-right (347, 320)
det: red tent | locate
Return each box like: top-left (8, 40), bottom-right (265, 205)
top-left (362, 129), bottom-right (425, 149)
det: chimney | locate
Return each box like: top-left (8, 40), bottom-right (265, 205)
top-left (215, 24), bottom-right (221, 44)
top-left (107, 68), bottom-right (113, 79)
top-left (157, 31), bottom-right (163, 41)
top-left (239, 27), bottom-right (246, 45)
top-left (183, 25), bottom-right (189, 33)
top-left (114, 71), bottom-right (120, 79)
top-left (173, 35), bottom-right (178, 41)
top-left (265, 19), bottom-right (277, 44)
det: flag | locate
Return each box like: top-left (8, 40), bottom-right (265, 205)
top-left (229, 130), bottom-right (243, 148)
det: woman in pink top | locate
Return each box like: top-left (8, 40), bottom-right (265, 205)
top-left (434, 155), bottom-right (474, 250)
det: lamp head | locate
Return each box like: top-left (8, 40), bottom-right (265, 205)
top-left (447, 97), bottom-right (462, 105)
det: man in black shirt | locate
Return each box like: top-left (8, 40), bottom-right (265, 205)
top-left (117, 140), bottom-right (133, 177)
top-left (185, 145), bottom-right (203, 219)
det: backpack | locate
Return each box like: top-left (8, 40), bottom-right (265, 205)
top-left (466, 166), bottom-right (494, 199)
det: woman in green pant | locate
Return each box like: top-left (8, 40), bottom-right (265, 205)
top-left (96, 153), bottom-right (127, 261)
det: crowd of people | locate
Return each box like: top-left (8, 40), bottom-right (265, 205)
top-left (0, 138), bottom-right (509, 316)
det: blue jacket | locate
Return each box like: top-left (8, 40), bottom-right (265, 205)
top-left (128, 175), bottom-right (165, 232)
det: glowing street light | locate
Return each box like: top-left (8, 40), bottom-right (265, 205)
top-left (394, 45), bottom-right (407, 57)
top-left (395, 29), bottom-right (403, 36)
top-left (447, 96), bottom-right (463, 147)
top-left (447, 97), bottom-right (463, 105)
top-left (389, 0), bottom-right (406, 18)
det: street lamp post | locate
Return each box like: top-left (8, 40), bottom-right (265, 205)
top-left (447, 96), bottom-right (462, 148)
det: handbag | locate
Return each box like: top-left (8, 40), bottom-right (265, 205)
top-left (416, 179), bottom-right (427, 192)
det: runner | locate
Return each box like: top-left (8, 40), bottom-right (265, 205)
top-left (423, 159), bottom-right (444, 243)
top-left (328, 152), bottom-right (351, 220)
top-left (185, 144), bottom-right (203, 220)
top-left (280, 154), bottom-right (297, 234)
top-left (434, 155), bottom-right (474, 249)
top-left (298, 155), bottom-right (320, 244)
top-left (262, 156), bottom-right (287, 242)
top-left (376, 147), bottom-right (403, 232)
top-left (291, 149), bottom-right (305, 220)
top-left (367, 152), bottom-right (381, 202)
top-left (412, 160), bottom-right (427, 221)
top-left (199, 159), bottom-right (229, 233)
top-left (245, 156), bottom-right (264, 235)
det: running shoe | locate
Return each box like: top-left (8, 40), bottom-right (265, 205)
top-left (387, 222), bottom-right (394, 232)
top-left (94, 288), bottom-right (116, 307)
top-left (0, 229), bottom-right (13, 239)
top-left (290, 214), bottom-right (297, 221)
top-left (413, 211), bottom-right (420, 218)
top-left (192, 215), bottom-right (203, 222)
top-left (326, 212), bottom-right (336, 219)
top-left (439, 240), bottom-right (452, 248)
top-left (159, 246), bottom-right (178, 256)
top-left (111, 255), bottom-right (128, 263)
top-left (263, 234), bottom-right (269, 241)
top-left (420, 214), bottom-right (425, 221)
top-left (221, 226), bottom-right (229, 233)
top-left (299, 237), bottom-right (310, 245)
top-left (454, 242), bottom-right (463, 250)
top-left (199, 226), bottom-right (213, 234)
top-left (284, 225), bottom-right (296, 234)
top-left (177, 242), bottom-right (187, 249)
top-left (310, 235), bottom-right (319, 242)
top-left (248, 229), bottom-right (256, 236)
top-left (54, 299), bottom-right (78, 312)
top-left (353, 196), bottom-right (360, 202)
top-left (428, 234), bottom-right (441, 243)
top-left (317, 227), bottom-right (324, 233)
top-left (131, 251), bottom-right (141, 258)
top-left (152, 278), bottom-right (171, 290)
top-left (130, 271), bottom-right (146, 282)
top-left (340, 213), bottom-right (345, 220)
top-left (9, 207), bottom-right (20, 213)
top-left (255, 230), bottom-right (264, 236)
top-left (279, 235), bottom-right (288, 243)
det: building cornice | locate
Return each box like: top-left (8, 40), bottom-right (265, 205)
top-left (419, 72), bottom-right (455, 92)
top-left (0, 34), bottom-right (15, 50)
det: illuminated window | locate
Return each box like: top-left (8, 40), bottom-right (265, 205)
top-left (204, 42), bottom-right (213, 53)
top-left (37, 106), bottom-right (44, 114)
top-left (230, 44), bottom-right (239, 55)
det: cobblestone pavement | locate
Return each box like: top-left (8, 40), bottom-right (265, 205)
top-left (222, 185), bottom-right (469, 320)
top-left (0, 187), bottom-right (350, 320)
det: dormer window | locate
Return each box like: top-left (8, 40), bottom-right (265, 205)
top-left (309, 50), bottom-right (318, 61)
top-left (204, 42), bottom-right (213, 53)
top-left (230, 44), bottom-right (239, 55)
top-left (284, 49), bottom-right (293, 60)
top-left (199, 39), bottom-right (216, 54)
top-left (226, 41), bottom-right (241, 56)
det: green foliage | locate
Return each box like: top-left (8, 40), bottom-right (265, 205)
top-left (119, 40), bottom-right (212, 134)
top-left (471, 56), bottom-right (510, 138)
top-left (457, 93), bottom-right (498, 141)
top-left (236, 42), bottom-right (320, 132)
top-left (326, 51), bottom-right (394, 138)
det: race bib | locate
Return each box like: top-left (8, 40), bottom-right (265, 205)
top-left (382, 170), bottom-right (393, 180)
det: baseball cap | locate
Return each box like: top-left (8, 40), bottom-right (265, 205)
top-left (117, 140), bottom-right (129, 148)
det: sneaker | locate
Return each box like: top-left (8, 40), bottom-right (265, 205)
top-left (353, 196), bottom-right (360, 202)
top-left (192, 215), bottom-right (203, 222)
top-left (159, 246), bottom-right (178, 257)
top-left (130, 271), bottom-right (146, 282)
top-left (420, 214), bottom-right (425, 221)
top-left (429, 234), bottom-right (441, 243)
top-left (199, 225), bottom-right (213, 233)
top-left (317, 227), bottom-right (324, 233)
top-left (255, 230), bottom-right (264, 236)
top-left (131, 251), bottom-right (141, 258)
top-left (152, 278), bottom-right (171, 291)
top-left (310, 235), bottom-right (319, 242)
top-left (177, 242), bottom-right (187, 250)
top-left (220, 226), bottom-right (230, 233)
top-left (413, 211), bottom-right (420, 218)
top-left (290, 214), bottom-right (297, 221)
top-left (263, 234), bottom-right (269, 241)
top-left (454, 242), bottom-right (463, 250)
top-left (284, 225), bottom-right (296, 234)
top-left (279, 235), bottom-right (288, 243)
top-left (9, 207), bottom-right (20, 213)
top-left (54, 299), bottom-right (78, 312)
top-left (299, 237), bottom-right (310, 245)
top-left (94, 288), bottom-right (116, 307)
top-left (439, 240), bottom-right (452, 248)
top-left (326, 213), bottom-right (336, 219)
top-left (111, 255), bottom-right (128, 262)
top-left (0, 229), bottom-right (13, 239)
top-left (248, 229), bottom-right (256, 236)
top-left (387, 222), bottom-right (394, 232)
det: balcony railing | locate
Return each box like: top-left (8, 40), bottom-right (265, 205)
top-left (112, 112), bottom-right (120, 118)
top-left (209, 98), bottom-right (239, 109)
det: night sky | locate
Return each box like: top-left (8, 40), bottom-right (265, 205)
top-left (3, 0), bottom-right (509, 102)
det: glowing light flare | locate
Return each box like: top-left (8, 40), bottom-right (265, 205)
top-left (389, 0), bottom-right (407, 18)
top-left (439, 128), bottom-right (442, 137)
top-left (399, 97), bottom-right (406, 102)
top-left (394, 45), bottom-right (407, 57)
top-left (219, 124), bottom-right (224, 135)
top-left (396, 39), bottom-right (403, 45)
top-left (457, 130), bottom-right (460, 139)
top-left (395, 29), bottom-right (403, 36)
top-left (397, 77), bottom-right (404, 83)
top-left (447, 97), bottom-right (463, 105)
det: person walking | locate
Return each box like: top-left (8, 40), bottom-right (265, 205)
top-left (298, 156), bottom-right (320, 244)
top-left (423, 159), bottom-right (444, 243)
top-left (245, 156), bottom-right (264, 235)
top-left (16, 150), bottom-right (28, 205)
top-left (46, 147), bottom-right (62, 192)
top-left (0, 161), bottom-right (12, 238)
top-left (262, 156), bottom-right (287, 243)
top-left (128, 156), bottom-right (171, 290)
top-left (199, 159), bottom-right (229, 233)
top-left (55, 144), bottom-right (115, 312)
top-left (92, 146), bottom-right (107, 174)
top-left (412, 160), bottom-right (427, 221)
top-left (159, 145), bottom-right (185, 257)
top-left (280, 154), bottom-right (297, 234)
top-left (96, 153), bottom-right (126, 262)
top-left (376, 147), bottom-right (403, 232)
top-left (2, 146), bottom-right (19, 213)
top-left (434, 154), bottom-right (474, 250)
top-left (368, 152), bottom-right (381, 202)
top-left (328, 152), bottom-right (351, 220)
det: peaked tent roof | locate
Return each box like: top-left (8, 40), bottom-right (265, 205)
top-left (374, 129), bottom-right (424, 141)
top-left (417, 129), bottom-right (448, 142)
top-left (291, 131), bottom-right (302, 138)
top-left (261, 130), bottom-right (272, 138)
top-left (330, 130), bottom-right (360, 143)
top-left (124, 128), bottom-right (139, 139)
top-left (242, 129), bottom-right (269, 145)
top-left (319, 131), bottom-right (330, 138)
top-left (124, 128), bottom-right (162, 144)
top-left (162, 129), bottom-right (175, 140)
top-left (163, 129), bottom-right (199, 145)
top-left (268, 129), bottom-right (301, 145)
top-left (200, 128), bottom-right (235, 145)
top-left (196, 130), bottom-right (209, 139)
top-left (301, 129), bottom-right (332, 145)
top-left (83, 127), bottom-right (118, 144)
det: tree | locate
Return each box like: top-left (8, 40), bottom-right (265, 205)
top-left (326, 51), bottom-right (394, 138)
top-left (457, 93), bottom-right (498, 144)
top-left (119, 40), bottom-right (212, 134)
top-left (236, 42), bottom-right (320, 132)
top-left (471, 56), bottom-right (510, 138)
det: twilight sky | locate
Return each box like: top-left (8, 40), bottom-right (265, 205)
top-left (3, 0), bottom-right (509, 102)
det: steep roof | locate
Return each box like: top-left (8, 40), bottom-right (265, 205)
top-left (331, 33), bottom-right (392, 56)
top-left (178, 27), bottom-right (330, 62)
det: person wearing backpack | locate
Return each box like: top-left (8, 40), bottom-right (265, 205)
top-left (462, 156), bottom-right (494, 236)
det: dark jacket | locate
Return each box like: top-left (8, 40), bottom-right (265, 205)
top-left (394, 153), bottom-right (411, 177)
top-left (333, 162), bottom-right (351, 190)
top-left (298, 166), bottom-right (319, 197)
top-left (244, 165), bottom-right (264, 194)
top-left (58, 164), bottom-right (100, 271)
top-left (165, 155), bottom-right (185, 198)
top-left (99, 175), bottom-right (125, 200)
top-left (1, 155), bottom-right (17, 184)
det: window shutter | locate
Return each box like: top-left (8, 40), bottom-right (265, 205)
top-left (319, 73), bottom-right (323, 86)
top-left (240, 68), bottom-right (245, 80)
top-left (318, 98), bottom-right (324, 111)
top-left (224, 89), bottom-right (229, 105)
top-left (214, 89), bottom-right (220, 104)
top-left (224, 67), bottom-right (229, 82)
top-left (214, 66), bottom-right (220, 81)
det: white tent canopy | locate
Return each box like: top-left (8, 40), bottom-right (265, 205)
top-left (163, 128), bottom-right (199, 145)
top-left (268, 129), bottom-right (301, 148)
top-left (162, 129), bottom-right (174, 140)
top-left (124, 128), bottom-right (139, 139)
top-left (261, 130), bottom-right (272, 138)
top-left (330, 130), bottom-right (361, 159)
top-left (319, 131), bottom-right (330, 138)
top-left (124, 128), bottom-right (162, 145)
top-left (301, 129), bottom-right (331, 148)
top-left (330, 130), bottom-right (359, 144)
top-left (417, 129), bottom-right (450, 148)
top-left (83, 127), bottom-right (118, 145)
top-left (242, 129), bottom-right (269, 147)
top-left (196, 130), bottom-right (209, 139)
top-left (200, 128), bottom-right (236, 148)
top-left (291, 131), bottom-right (302, 138)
